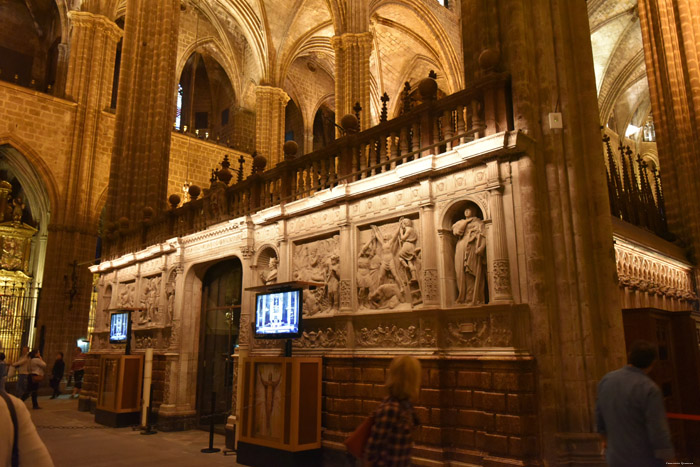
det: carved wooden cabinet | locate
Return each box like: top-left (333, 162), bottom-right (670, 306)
top-left (237, 356), bottom-right (322, 467)
top-left (95, 354), bottom-right (143, 427)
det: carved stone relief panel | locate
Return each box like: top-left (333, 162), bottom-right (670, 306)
top-left (138, 275), bottom-right (161, 326)
top-left (117, 281), bottom-right (136, 308)
top-left (165, 270), bottom-right (177, 325)
top-left (445, 313), bottom-right (513, 347)
top-left (293, 327), bottom-right (348, 349)
top-left (357, 216), bottom-right (422, 310)
top-left (292, 234), bottom-right (340, 316)
top-left (355, 321), bottom-right (435, 348)
top-left (287, 207), bottom-right (342, 236)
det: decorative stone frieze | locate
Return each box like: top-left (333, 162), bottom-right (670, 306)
top-left (445, 313), bottom-right (513, 347)
top-left (355, 323), bottom-right (435, 348)
top-left (293, 328), bottom-right (348, 349)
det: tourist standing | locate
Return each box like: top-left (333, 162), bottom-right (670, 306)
top-left (69, 347), bottom-right (85, 399)
top-left (21, 350), bottom-right (45, 410)
top-left (596, 340), bottom-right (675, 466)
top-left (11, 346), bottom-right (30, 398)
top-left (365, 356), bottom-right (421, 467)
top-left (1, 390), bottom-right (54, 466)
top-left (49, 352), bottom-right (65, 399)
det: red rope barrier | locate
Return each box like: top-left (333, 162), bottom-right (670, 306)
top-left (667, 412), bottom-right (700, 421)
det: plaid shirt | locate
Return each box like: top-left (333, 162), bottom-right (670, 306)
top-left (365, 397), bottom-right (418, 467)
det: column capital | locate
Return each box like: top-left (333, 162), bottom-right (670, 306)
top-left (68, 11), bottom-right (123, 42)
top-left (330, 32), bottom-right (373, 52)
top-left (255, 85), bottom-right (290, 105)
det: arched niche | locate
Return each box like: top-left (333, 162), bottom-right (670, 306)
top-left (312, 104), bottom-right (335, 152)
top-left (0, 144), bottom-right (52, 290)
top-left (255, 245), bottom-right (279, 286)
top-left (440, 198), bottom-right (490, 307)
top-left (285, 98), bottom-right (304, 149)
top-left (177, 51), bottom-right (237, 142)
top-left (0, 0), bottom-right (62, 92)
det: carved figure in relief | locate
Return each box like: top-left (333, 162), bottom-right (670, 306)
top-left (1, 237), bottom-right (23, 270)
top-left (11, 197), bottom-right (24, 223)
top-left (260, 257), bottom-right (278, 285)
top-left (452, 207), bottom-right (486, 305)
top-left (397, 218), bottom-right (420, 281)
top-left (324, 254), bottom-right (340, 309)
top-left (139, 277), bottom-right (161, 324)
top-left (292, 236), bottom-right (339, 316)
top-left (118, 283), bottom-right (135, 308)
top-left (165, 272), bottom-right (176, 324)
top-left (259, 368), bottom-right (281, 436)
top-left (357, 220), bottom-right (422, 309)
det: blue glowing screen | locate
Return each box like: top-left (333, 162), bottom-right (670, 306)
top-left (254, 289), bottom-right (302, 339)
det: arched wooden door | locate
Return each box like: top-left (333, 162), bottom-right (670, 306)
top-left (197, 258), bottom-right (242, 430)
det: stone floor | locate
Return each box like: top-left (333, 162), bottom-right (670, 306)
top-left (27, 395), bottom-right (242, 466)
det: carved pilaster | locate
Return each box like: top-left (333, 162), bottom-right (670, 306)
top-left (486, 161), bottom-right (512, 301)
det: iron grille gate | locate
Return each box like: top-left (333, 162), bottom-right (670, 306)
top-left (0, 282), bottom-right (40, 376)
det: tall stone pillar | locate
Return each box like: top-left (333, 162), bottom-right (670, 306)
top-left (331, 33), bottom-right (373, 130)
top-left (36, 11), bottom-right (122, 368)
top-left (638, 0), bottom-right (700, 259)
top-left (107, 0), bottom-right (181, 224)
top-left (255, 86), bottom-right (289, 166)
top-left (461, 0), bottom-right (626, 464)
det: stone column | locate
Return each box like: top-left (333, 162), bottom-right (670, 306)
top-left (35, 11), bottom-right (122, 371)
top-left (461, 0), bottom-right (626, 464)
top-left (53, 43), bottom-right (69, 97)
top-left (486, 159), bottom-right (512, 302)
top-left (107, 0), bottom-right (181, 224)
top-left (331, 32), bottom-right (373, 130)
top-left (638, 0), bottom-right (700, 258)
top-left (338, 222), bottom-right (354, 311)
top-left (418, 181), bottom-right (439, 306)
top-left (255, 86), bottom-right (289, 167)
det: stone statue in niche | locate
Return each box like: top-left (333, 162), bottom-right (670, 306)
top-left (165, 270), bottom-right (177, 324)
top-left (139, 276), bottom-right (161, 324)
top-left (357, 217), bottom-right (422, 309)
top-left (259, 257), bottom-right (278, 285)
top-left (452, 206), bottom-right (487, 305)
top-left (11, 197), bottom-right (24, 223)
top-left (292, 235), bottom-right (339, 316)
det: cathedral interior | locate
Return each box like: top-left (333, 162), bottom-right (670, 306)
top-left (1, 0), bottom-right (700, 465)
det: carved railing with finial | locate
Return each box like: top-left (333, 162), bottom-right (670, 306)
top-left (603, 134), bottom-right (669, 238)
top-left (104, 70), bottom-right (513, 259)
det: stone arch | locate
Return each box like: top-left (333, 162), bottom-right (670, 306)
top-left (0, 137), bottom-right (57, 293)
top-left (176, 37), bottom-right (242, 100)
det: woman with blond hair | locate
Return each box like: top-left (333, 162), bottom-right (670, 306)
top-left (365, 356), bottom-right (421, 466)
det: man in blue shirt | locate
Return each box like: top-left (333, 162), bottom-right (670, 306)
top-left (596, 340), bottom-right (675, 467)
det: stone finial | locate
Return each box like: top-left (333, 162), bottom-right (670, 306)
top-left (340, 114), bottom-right (359, 134)
top-left (380, 92), bottom-right (390, 123)
top-left (142, 206), bottom-right (154, 222)
top-left (283, 140), bottom-right (298, 160)
top-left (418, 71), bottom-right (438, 101)
top-left (168, 194), bottom-right (181, 209)
top-left (353, 101), bottom-right (362, 123)
top-left (216, 155), bottom-right (234, 185)
top-left (188, 185), bottom-right (201, 200)
top-left (238, 155), bottom-right (246, 182)
top-left (252, 152), bottom-right (267, 174)
top-left (118, 217), bottom-right (130, 232)
top-left (478, 49), bottom-right (500, 71)
top-left (402, 81), bottom-right (412, 114)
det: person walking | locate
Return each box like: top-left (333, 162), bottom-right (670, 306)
top-left (49, 352), bottom-right (65, 399)
top-left (11, 346), bottom-right (30, 399)
top-left (1, 390), bottom-right (54, 466)
top-left (365, 356), bottom-right (422, 467)
top-left (21, 350), bottom-right (46, 410)
top-left (596, 340), bottom-right (675, 467)
top-left (69, 347), bottom-right (85, 399)
top-left (0, 352), bottom-right (7, 393)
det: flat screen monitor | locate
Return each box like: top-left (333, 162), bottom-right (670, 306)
top-left (254, 289), bottom-right (302, 339)
top-left (109, 311), bottom-right (131, 344)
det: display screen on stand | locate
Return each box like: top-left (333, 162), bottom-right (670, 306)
top-left (254, 289), bottom-right (303, 339)
top-left (109, 311), bottom-right (130, 344)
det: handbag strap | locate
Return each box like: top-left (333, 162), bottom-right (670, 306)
top-left (0, 390), bottom-right (19, 467)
